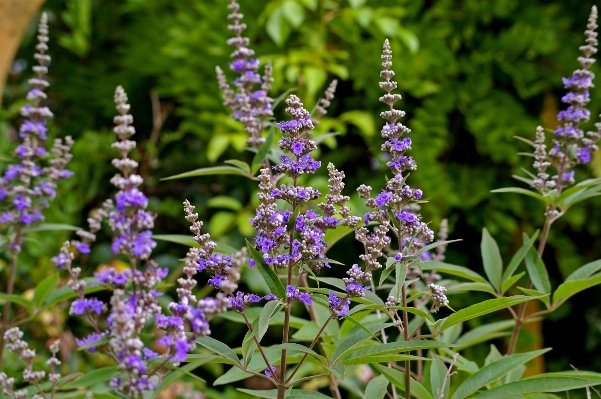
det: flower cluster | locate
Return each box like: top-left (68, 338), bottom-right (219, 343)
top-left (216, 0), bottom-right (274, 148)
top-left (345, 40), bottom-right (440, 317)
top-left (250, 95), bottom-right (359, 275)
top-left (428, 284), bottom-right (449, 312)
top-left (0, 13), bottom-right (73, 245)
top-left (0, 328), bottom-right (62, 398)
top-left (53, 87), bottom-right (222, 399)
top-left (536, 6), bottom-right (601, 193)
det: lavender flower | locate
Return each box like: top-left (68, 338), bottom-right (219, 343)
top-left (544, 7), bottom-right (601, 191)
top-left (216, 0), bottom-right (274, 148)
top-left (0, 12), bottom-right (73, 238)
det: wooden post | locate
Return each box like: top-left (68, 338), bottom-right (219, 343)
top-left (0, 0), bottom-right (46, 107)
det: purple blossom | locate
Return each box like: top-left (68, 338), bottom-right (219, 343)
top-left (131, 230), bottom-right (156, 258)
top-left (328, 292), bottom-right (350, 319)
top-left (75, 332), bottom-right (104, 352)
top-left (115, 188), bottom-right (148, 211)
top-left (71, 298), bottom-right (104, 316)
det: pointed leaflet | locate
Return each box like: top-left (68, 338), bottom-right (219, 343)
top-left (161, 165), bottom-right (248, 181)
top-left (502, 231), bottom-right (539, 282)
top-left (451, 349), bottom-right (550, 399)
top-left (196, 336), bottom-right (241, 366)
top-left (251, 127), bottom-right (274, 172)
top-left (373, 364), bottom-right (434, 399)
top-left (481, 228), bottom-right (503, 291)
top-left (33, 272), bottom-right (59, 309)
top-left (474, 373), bottom-right (601, 398)
top-left (246, 239), bottom-right (286, 299)
top-left (491, 187), bottom-right (546, 202)
top-left (565, 259), bottom-right (601, 281)
top-left (434, 296), bottom-right (536, 334)
top-left (524, 244), bottom-right (551, 295)
top-left (430, 356), bottom-right (450, 399)
top-left (552, 274), bottom-right (601, 309)
top-left (365, 374), bottom-right (389, 399)
top-left (421, 262), bottom-right (488, 284)
top-left (331, 322), bottom-right (393, 365)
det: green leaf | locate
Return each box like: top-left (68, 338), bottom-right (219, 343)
top-left (339, 110), bottom-right (376, 136)
top-left (44, 278), bottom-right (105, 307)
top-left (365, 374), bottom-right (389, 399)
top-left (252, 127), bottom-right (274, 170)
top-left (430, 356), bottom-right (449, 399)
top-left (455, 320), bottom-right (515, 350)
top-left (474, 373), bottom-right (601, 398)
top-left (565, 259), bottom-right (601, 281)
top-left (491, 187), bottom-right (545, 202)
top-left (22, 223), bottom-right (80, 233)
top-left (224, 159), bottom-right (251, 175)
top-left (343, 341), bottom-right (452, 365)
top-left (516, 287), bottom-right (550, 307)
top-left (246, 239), bottom-right (286, 298)
top-left (451, 349), bottom-right (551, 399)
top-left (153, 360), bottom-right (213, 398)
top-left (0, 294), bottom-right (32, 311)
top-left (196, 336), bottom-right (241, 366)
top-left (344, 354), bottom-right (428, 365)
top-left (502, 231), bottom-right (539, 282)
top-left (236, 389), bottom-right (333, 399)
top-left (552, 273), bottom-right (601, 308)
top-left (447, 282), bottom-right (497, 295)
top-left (421, 262), bottom-right (488, 284)
top-left (394, 261), bottom-right (408, 300)
top-left (481, 228), bottom-right (503, 291)
top-left (282, 1), bottom-right (305, 28)
top-left (207, 195), bottom-right (243, 212)
top-left (266, 343), bottom-right (327, 367)
top-left (434, 296), bottom-right (536, 334)
top-left (62, 366), bottom-right (120, 389)
top-left (348, 0), bottom-right (367, 8)
top-left (34, 273), bottom-right (59, 309)
top-left (501, 272), bottom-right (526, 295)
top-left (524, 246), bottom-right (551, 294)
top-left (331, 322), bottom-right (393, 365)
top-left (373, 364), bottom-right (434, 399)
top-left (161, 166), bottom-right (248, 180)
top-left (304, 66), bottom-right (327, 99)
top-left (266, 7), bottom-right (290, 46)
top-left (416, 240), bottom-right (462, 257)
top-left (305, 257), bottom-right (345, 266)
top-left (561, 185), bottom-right (601, 209)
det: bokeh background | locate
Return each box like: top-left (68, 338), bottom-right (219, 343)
top-left (1, 0), bottom-right (601, 394)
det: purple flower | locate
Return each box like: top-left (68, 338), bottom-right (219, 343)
top-left (115, 188), bottom-right (148, 211)
top-left (375, 191), bottom-right (391, 207)
top-left (131, 230), bottom-right (156, 258)
top-left (265, 365), bottom-right (277, 378)
top-left (75, 333), bottom-right (104, 352)
top-left (328, 292), bottom-right (350, 319)
top-left (71, 298), bottom-right (104, 316)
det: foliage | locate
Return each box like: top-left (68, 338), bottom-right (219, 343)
top-left (1, 0), bottom-right (601, 399)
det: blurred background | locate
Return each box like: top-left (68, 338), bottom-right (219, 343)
top-left (1, 0), bottom-right (601, 394)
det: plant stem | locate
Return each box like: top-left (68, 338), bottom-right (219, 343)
top-left (242, 313), bottom-right (277, 382)
top-left (0, 225), bottom-right (22, 370)
top-left (402, 283), bottom-right (410, 399)
top-left (299, 274), bottom-right (342, 399)
top-left (286, 317), bottom-right (332, 384)
top-left (506, 216), bottom-right (553, 355)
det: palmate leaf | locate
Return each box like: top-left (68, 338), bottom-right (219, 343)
top-left (451, 349), bottom-right (550, 399)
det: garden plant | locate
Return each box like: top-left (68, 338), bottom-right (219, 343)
top-left (1, 1), bottom-right (601, 399)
